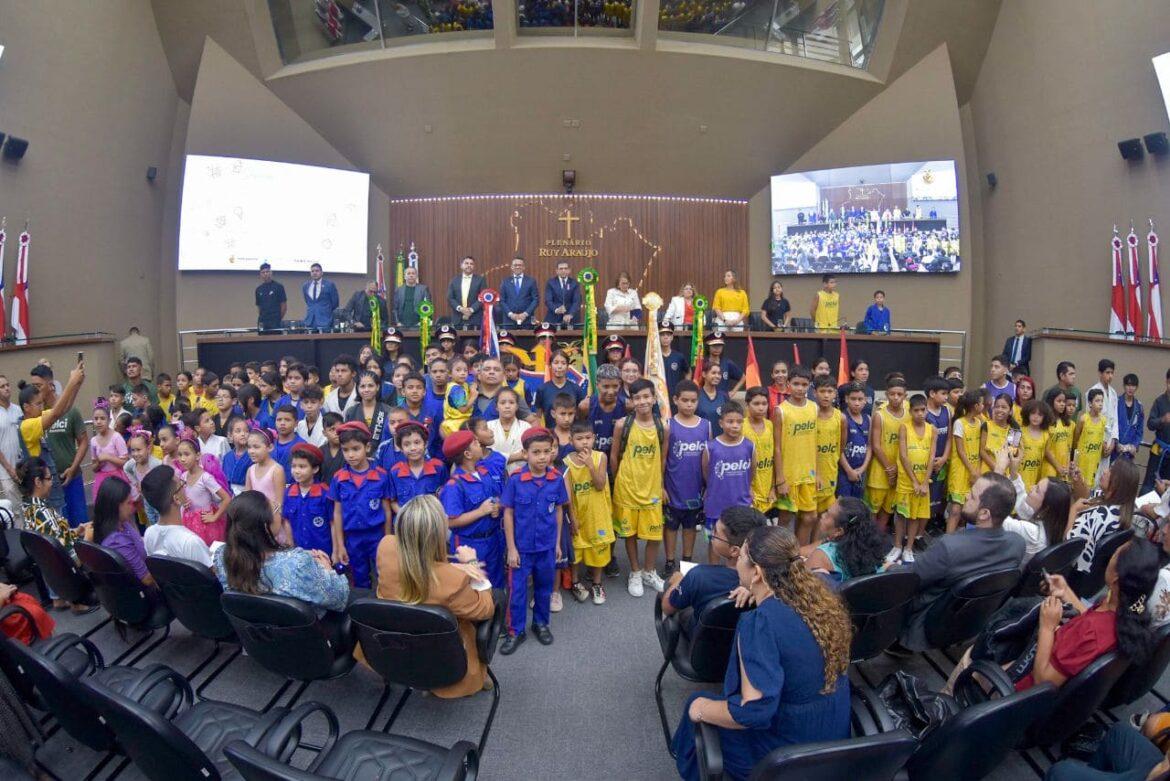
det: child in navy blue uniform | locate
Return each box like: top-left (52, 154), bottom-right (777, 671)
top-left (401, 372), bottom-right (441, 458)
top-left (838, 382), bottom-right (871, 499)
top-left (468, 418), bottom-right (508, 493)
top-left (500, 427), bottom-right (568, 655)
top-left (283, 442), bottom-right (333, 555)
top-left (221, 416), bottom-right (252, 494)
top-left (329, 421), bottom-right (392, 588)
top-left (386, 421), bottom-right (448, 521)
top-left (439, 430), bottom-right (504, 586)
top-left (272, 405), bottom-right (306, 475)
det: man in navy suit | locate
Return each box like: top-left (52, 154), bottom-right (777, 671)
top-left (498, 256), bottom-right (539, 328)
top-left (1002, 319), bottom-right (1032, 376)
top-left (543, 261), bottom-right (581, 328)
top-left (301, 263), bottom-right (339, 332)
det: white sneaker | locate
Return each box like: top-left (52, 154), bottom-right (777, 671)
top-left (627, 571), bottom-right (644, 597)
top-left (884, 546), bottom-right (903, 566)
top-left (642, 570), bottom-right (666, 593)
top-left (901, 548), bottom-right (915, 564)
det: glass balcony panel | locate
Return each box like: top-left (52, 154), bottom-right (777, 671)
top-left (517, 0), bottom-right (635, 34)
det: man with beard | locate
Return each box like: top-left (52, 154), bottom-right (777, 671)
top-left (896, 472), bottom-right (1024, 651)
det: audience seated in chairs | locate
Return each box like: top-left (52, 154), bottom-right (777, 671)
top-left (364, 495), bottom-right (496, 698)
top-left (671, 525), bottom-right (853, 780)
top-left (213, 490), bottom-right (349, 614)
top-left (946, 538), bottom-right (1159, 695)
top-left (660, 507), bottom-right (766, 637)
top-left (17, 457), bottom-right (92, 613)
top-left (1068, 459), bottom-right (1141, 575)
top-left (1002, 466), bottom-right (1074, 563)
top-left (800, 497), bottom-right (886, 584)
top-left (90, 477), bottom-right (155, 588)
top-left (140, 466), bottom-right (213, 568)
top-left (896, 472), bottom-right (1025, 651)
top-left (1046, 722), bottom-right (1170, 781)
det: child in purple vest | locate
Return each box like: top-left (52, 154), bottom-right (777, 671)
top-left (701, 401), bottom-right (755, 563)
top-left (663, 380), bottom-right (711, 578)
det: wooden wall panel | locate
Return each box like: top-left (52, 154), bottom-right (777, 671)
top-left (388, 195), bottom-right (748, 316)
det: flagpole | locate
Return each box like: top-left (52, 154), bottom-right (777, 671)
top-left (1149, 219), bottom-right (1164, 343)
top-left (0, 217), bottom-right (7, 344)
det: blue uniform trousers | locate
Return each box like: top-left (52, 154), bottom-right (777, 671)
top-left (450, 529), bottom-right (505, 588)
top-left (345, 527), bottom-right (383, 589)
top-left (506, 548), bottom-right (555, 636)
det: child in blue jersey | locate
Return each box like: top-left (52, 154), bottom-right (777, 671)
top-left (221, 416), bottom-right (253, 494)
top-left (375, 408), bottom-right (410, 471)
top-left (401, 372), bottom-right (441, 458)
top-left (439, 429), bottom-right (504, 586)
top-left (585, 365), bottom-right (624, 456)
top-left (284, 442), bottom-right (333, 555)
top-left (386, 421), bottom-right (448, 521)
top-left (329, 421), bottom-right (392, 588)
top-left (838, 382), bottom-right (871, 499)
top-left (254, 371), bottom-right (282, 429)
top-left (923, 376), bottom-right (952, 527)
top-left (550, 393), bottom-right (580, 603)
top-left (500, 427), bottom-right (569, 655)
top-left (467, 418), bottom-right (508, 493)
top-left (272, 405), bottom-right (306, 475)
top-left (663, 380), bottom-right (709, 577)
top-left (277, 363), bottom-right (308, 419)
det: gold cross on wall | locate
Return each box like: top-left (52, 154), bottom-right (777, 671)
top-left (558, 210), bottom-right (579, 239)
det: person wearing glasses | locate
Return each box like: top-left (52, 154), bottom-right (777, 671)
top-left (140, 465), bottom-right (213, 568)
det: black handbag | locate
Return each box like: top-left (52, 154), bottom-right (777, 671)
top-left (875, 671), bottom-right (957, 739)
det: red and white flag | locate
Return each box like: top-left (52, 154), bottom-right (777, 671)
top-left (374, 244), bottom-right (386, 298)
top-left (0, 219), bottom-right (7, 340)
top-left (1150, 225), bottom-right (1164, 342)
top-left (11, 228), bottom-right (30, 345)
top-left (1127, 226), bottom-right (1144, 340)
top-left (1110, 229), bottom-right (1128, 339)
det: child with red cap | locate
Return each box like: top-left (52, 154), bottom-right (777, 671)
top-left (439, 429), bottom-right (504, 586)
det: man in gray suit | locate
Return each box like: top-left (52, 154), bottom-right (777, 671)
top-left (392, 266), bottom-right (431, 328)
top-left (898, 471), bottom-right (1025, 651)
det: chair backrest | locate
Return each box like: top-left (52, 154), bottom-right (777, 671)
top-left (923, 568), bottom-right (1020, 650)
top-left (146, 555), bottom-right (235, 642)
top-left (75, 540), bottom-right (163, 627)
top-left (221, 592), bottom-right (347, 681)
top-left (907, 684), bottom-right (1056, 781)
top-left (224, 739), bottom-right (321, 781)
top-left (688, 598), bottom-right (745, 681)
top-left (1015, 538), bottom-right (1087, 598)
top-left (840, 570), bottom-right (921, 662)
top-left (1071, 528), bottom-right (1134, 598)
top-left (0, 636), bottom-right (117, 751)
top-left (20, 530), bottom-right (91, 604)
top-left (1025, 650), bottom-right (1129, 749)
top-left (1104, 623), bottom-right (1170, 710)
top-left (750, 730), bottom-right (918, 781)
top-left (348, 598), bottom-right (466, 691)
top-left (74, 676), bottom-right (223, 781)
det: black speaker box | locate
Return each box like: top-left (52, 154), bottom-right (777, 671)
top-left (1144, 132), bottom-right (1169, 155)
top-left (1119, 138), bottom-right (1144, 161)
top-left (1, 137), bottom-right (28, 162)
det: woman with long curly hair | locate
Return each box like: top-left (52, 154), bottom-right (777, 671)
top-left (801, 497), bottom-right (886, 582)
top-left (672, 526), bottom-right (852, 780)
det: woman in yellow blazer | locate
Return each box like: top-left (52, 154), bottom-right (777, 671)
top-left (711, 269), bottom-right (750, 329)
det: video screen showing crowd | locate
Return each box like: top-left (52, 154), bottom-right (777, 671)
top-left (773, 216), bottom-right (961, 275)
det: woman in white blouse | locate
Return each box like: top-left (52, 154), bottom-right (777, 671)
top-left (604, 271), bottom-right (641, 329)
top-left (663, 282), bottom-right (696, 328)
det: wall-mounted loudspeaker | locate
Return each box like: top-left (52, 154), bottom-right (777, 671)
top-left (1119, 138), bottom-right (1145, 161)
top-left (1144, 132), bottom-right (1169, 155)
top-left (146, 166), bottom-right (158, 181)
top-left (986, 172), bottom-right (997, 188)
top-left (1, 136), bottom-right (27, 162)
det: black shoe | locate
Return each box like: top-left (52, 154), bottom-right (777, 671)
top-left (531, 624), bottom-right (554, 645)
top-left (604, 559), bottom-right (621, 579)
top-left (662, 559), bottom-right (676, 579)
top-left (499, 632), bottom-right (526, 655)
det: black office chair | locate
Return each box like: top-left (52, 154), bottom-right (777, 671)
top-left (1103, 622), bottom-right (1170, 712)
top-left (75, 540), bottom-right (172, 665)
top-left (0, 520), bottom-right (45, 601)
top-left (225, 731), bottom-right (479, 781)
top-left (147, 555), bottom-right (241, 696)
top-left (918, 567), bottom-right (1019, 674)
top-left (696, 722), bottom-right (916, 781)
top-left (654, 596), bottom-right (745, 754)
top-left (0, 602), bottom-right (97, 712)
top-left (348, 597), bottom-right (504, 755)
top-left (76, 668), bottom-right (336, 781)
top-left (840, 570), bottom-right (920, 665)
top-left (1068, 528), bottom-right (1134, 599)
top-left (19, 530), bottom-right (103, 632)
top-left (1, 635), bottom-right (189, 778)
top-left (221, 592), bottom-right (356, 710)
top-left (1013, 537), bottom-right (1087, 598)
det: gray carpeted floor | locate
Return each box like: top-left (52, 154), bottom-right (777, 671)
top-left (29, 537), bottom-right (1165, 780)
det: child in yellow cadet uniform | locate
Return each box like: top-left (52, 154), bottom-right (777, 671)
top-left (890, 394), bottom-right (936, 565)
top-left (611, 379), bottom-right (668, 598)
top-left (564, 421), bottom-right (613, 606)
top-left (812, 376), bottom-right (844, 513)
top-left (773, 365), bottom-right (819, 544)
top-left (865, 375), bottom-right (908, 532)
top-left (743, 387), bottom-right (776, 515)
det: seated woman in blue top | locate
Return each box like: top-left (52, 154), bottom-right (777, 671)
top-left (672, 525), bottom-right (853, 780)
top-left (213, 490), bottom-right (349, 614)
top-left (800, 497), bottom-right (887, 584)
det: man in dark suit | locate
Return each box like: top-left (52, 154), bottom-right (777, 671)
top-left (1003, 319), bottom-right (1032, 376)
top-left (302, 263), bottom-right (339, 332)
top-left (446, 255), bottom-right (486, 330)
top-left (344, 280), bottom-right (389, 331)
top-left (498, 256), bottom-right (539, 328)
top-left (543, 260), bottom-right (581, 328)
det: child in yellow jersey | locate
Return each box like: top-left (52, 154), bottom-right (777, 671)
top-left (1018, 400), bottom-right (1052, 492)
top-left (981, 394), bottom-right (1016, 471)
top-left (440, 357), bottom-right (476, 437)
top-left (1042, 388), bottom-right (1074, 481)
top-left (564, 421), bottom-right (613, 605)
top-left (743, 388), bottom-right (777, 514)
top-left (1074, 389), bottom-right (1108, 488)
top-left (812, 377), bottom-right (845, 513)
top-left (773, 366), bottom-right (819, 544)
top-left (891, 395), bottom-right (936, 564)
top-left (946, 390), bottom-right (984, 532)
top-left (866, 377), bottom-right (908, 531)
top-left (811, 274), bottom-right (840, 331)
top-left (611, 380), bottom-right (668, 597)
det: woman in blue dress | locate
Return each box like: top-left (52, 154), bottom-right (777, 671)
top-left (672, 525), bottom-right (853, 780)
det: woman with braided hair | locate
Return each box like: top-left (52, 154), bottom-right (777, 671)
top-left (672, 525), bottom-right (852, 780)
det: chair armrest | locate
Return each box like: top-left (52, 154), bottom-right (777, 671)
top-left (655, 597), bottom-right (683, 661)
top-left (0, 604), bottom-right (43, 643)
top-left (262, 701), bottom-right (339, 771)
top-left (437, 740), bottom-right (479, 781)
top-left (475, 592), bottom-right (506, 665)
top-left (695, 721), bottom-right (723, 781)
top-left (953, 659), bottom-right (1016, 707)
top-left (38, 631), bottom-right (104, 673)
top-left (123, 663), bottom-right (193, 717)
top-left (850, 683), bottom-right (899, 734)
